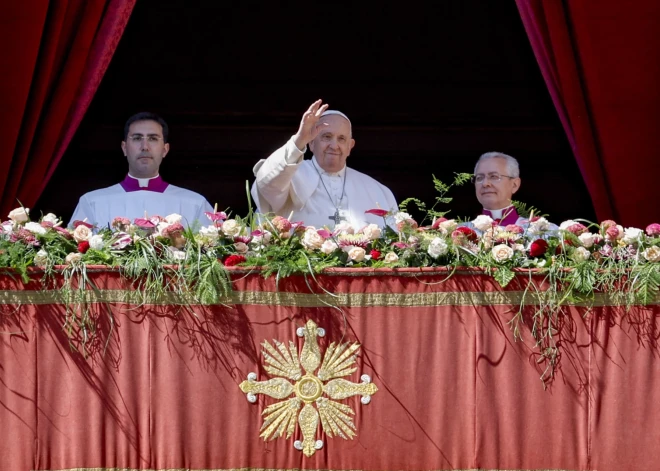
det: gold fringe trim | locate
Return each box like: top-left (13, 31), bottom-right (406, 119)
top-left (2, 288), bottom-right (654, 307)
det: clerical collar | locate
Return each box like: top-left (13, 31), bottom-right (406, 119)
top-left (311, 156), bottom-right (346, 178)
top-left (120, 174), bottom-right (169, 193)
top-left (482, 205), bottom-right (519, 226)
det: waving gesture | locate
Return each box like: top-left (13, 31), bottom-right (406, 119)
top-left (292, 99), bottom-right (329, 150)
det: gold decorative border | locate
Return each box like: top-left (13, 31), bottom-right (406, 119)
top-left (35, 468), bottom-right (589, 471)
top-left (2, 288), bottom-right (655, 307)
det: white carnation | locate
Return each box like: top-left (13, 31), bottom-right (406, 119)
top-left (89, 234), bottom-right (105, 250)
top-left (24, 222), bottom-right (47, 235)
top-left (472, 215), bottom-right (494, 232)
top-left (622, 227), bottom-right (643, 245)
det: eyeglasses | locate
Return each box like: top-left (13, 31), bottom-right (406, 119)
top-left (128, 135), bottom-right (163, 144)
top-left (471, 173), bottom-right (516, 184)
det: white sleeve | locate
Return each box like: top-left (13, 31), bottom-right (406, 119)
top-left (68, 194), bottom-right (95, 228)
top-left (251, 138), bottom-right (306, 214)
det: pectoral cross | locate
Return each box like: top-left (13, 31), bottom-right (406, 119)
top-left (329, 209), bottom-right (342, 225)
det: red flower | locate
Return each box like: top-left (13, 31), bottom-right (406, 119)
top-left (391, 242), bottom-right (409, 249)
top-left (73, 220), bottom-right (94, 229)
top-left (431, 217), bottom-right (448, 230)
top-left (370, 249), bottom-right (382, 260)
top-left (224, 254), bottom-right (246, 266)
top-left (529, 239), bottom-right (548, 257)
top-left (77, 241), bottom-right (90, 254)
top-left (451, 226), bottom-right (477, 242)
top-left (365, 208), bottom-right (389, 217)
top-left (53, 226), bottom-right (73, 239)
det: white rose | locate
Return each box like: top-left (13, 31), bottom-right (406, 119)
top-left (622, 227), bottom-right (643, 245)
top-left (427, 237), bottom-right (448, 258)
top-left (572, 246), bottom-right (591, 262)
top-left (346, 246), bottom-right (366, 262)
top-left (438, 219), bottom-right (458, 233)
top-left (383, 252), bottom-right (399, 263)
top-left (578, 232), bottom-right (595, 248)
top-left (472, 215), bottom-right (494, 232)
top-left (165, 213), bottom-right (183, 224)
top-left (234, 242), bottom-right (249, 254)
top-left (320, 239), bottom-right (338, 254)
top-left (42, 213), bottom-right (60, 225)
top-left (394, 212), bottom-right (413, 225)
top-left (362, 224), bottom-right (382, 240)
top-left (34, 249), bottom-right (49, 267)
top-left (8, 207), bottom-right (29, 223)
top-left (491, 244), bottom-right (514, 262)
top-left (643, 246), bottom-right (660, 262)
top-left (221, 219), bottom-right (241, 237)
top-left (559, 220), bottom-right (578, 230)
top-left (24, 222), bottom-right (47, 235)
top-left (302, 228), bottom-right (324, 250)
top-left (73, 225), bottom-right (92, 242)
top-left (65, 252), bottom-right (82, 264)
top-left (334, 221), bottom-right (354, 235)
top-left (88, 234), bottom-right (105, 250)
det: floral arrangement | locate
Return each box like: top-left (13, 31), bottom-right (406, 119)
top-left (3, 190), bottom-right (660, 383)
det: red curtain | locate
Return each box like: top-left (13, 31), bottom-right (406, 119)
top-left (0, 0), bottom-right (135, 219)
top-left (516, 0), bottom-right (660, 228)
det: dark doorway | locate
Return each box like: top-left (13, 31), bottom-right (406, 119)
top-left (36, 0), bottom-right (595, 224)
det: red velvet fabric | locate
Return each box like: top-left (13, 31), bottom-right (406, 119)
top-left (1, 269), bottom-right (658, 470)
top-left (516, 0), bottom-right (660, 227)
top-left (0, 0), bottom-right (135, 219)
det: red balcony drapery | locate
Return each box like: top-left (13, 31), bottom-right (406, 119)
top-left (1, 268), bottom-right (658, 470)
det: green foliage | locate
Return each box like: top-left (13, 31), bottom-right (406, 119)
top-left (512, 200), bottom-right (548, 219)
top-left (631, 263), bottom-right (660, 305)
top-left (399, 173), bottom-right (471, 225)
top-left (493, 267), bottom-right (515, 288)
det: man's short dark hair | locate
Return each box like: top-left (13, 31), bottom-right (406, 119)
top-left (124, 112), bottom-right (169, 143)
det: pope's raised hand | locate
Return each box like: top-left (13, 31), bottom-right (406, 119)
top-left (292, 99), bottom-right (329, 150)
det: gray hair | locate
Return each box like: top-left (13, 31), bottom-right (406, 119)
top-left (474, 152), bottom-right (520, 178)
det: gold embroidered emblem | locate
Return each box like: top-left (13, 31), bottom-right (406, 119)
top-left (239, 319), bottom-right (378, 457)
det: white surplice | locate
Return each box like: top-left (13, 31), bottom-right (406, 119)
top-left (251, 139), bottom-right (398, 229)
top-left (69, 184), bottom-right (213, 229)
